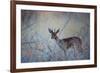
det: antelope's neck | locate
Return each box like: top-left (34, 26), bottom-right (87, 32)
top-left (55, 37), bottom-right (60, 42)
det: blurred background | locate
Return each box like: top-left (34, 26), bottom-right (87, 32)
top-left (21, 10), bottom-right (90, 63)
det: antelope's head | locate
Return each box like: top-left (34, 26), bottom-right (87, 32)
top-left (48, 28), bottom-right (60, 39)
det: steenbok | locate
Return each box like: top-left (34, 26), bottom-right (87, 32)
top-left (48, 28), bottom-right (84, 56)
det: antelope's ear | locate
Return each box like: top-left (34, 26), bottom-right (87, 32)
top-left (48, 28), bottom-right (53, 33)
top-left (56, 29), bottom-right (60, 34)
